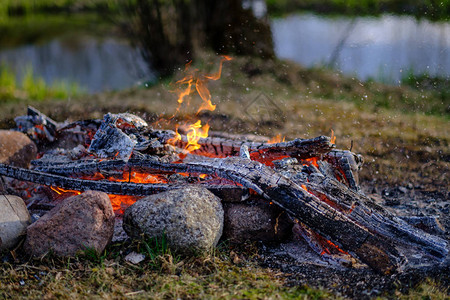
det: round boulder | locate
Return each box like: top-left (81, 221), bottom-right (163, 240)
top-left (0, 195), bottom-right (31, 250)
top-left (123, 186), bottom-right (224, 254)
top-left (24, 191), bottom-right (115, 257)
top-left (0, 130), bottom-right (37, 168)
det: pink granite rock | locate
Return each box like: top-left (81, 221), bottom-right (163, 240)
top-left (0, 130), bottom-right (37, 168)
top-left (24, 191), bottom-right (115, 257)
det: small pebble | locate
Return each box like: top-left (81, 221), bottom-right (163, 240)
top-left (398, 186), bottom-right (408, 194)
top-left (124, 252), bottom-right (145, 264)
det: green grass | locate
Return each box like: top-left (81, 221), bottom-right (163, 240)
top-left (0, 65), bottom-right (84, 102)
top-left (401, 70), bottom-right (450, 92)
top-left (0, 240), bottom-right (332, 299)
top-left (1, 239), bottom-right (446, 299)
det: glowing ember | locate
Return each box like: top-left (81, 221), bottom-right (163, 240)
top-left (107, 171), bottom-right (165, 184)
top-left (51, 186), bottom-right (81, 195)
top-left (51, 171), bottom-right (167, 214)
top-left (323, 238), bottom-right (349, 255)
top-left (304, 157), bottom-right (319, 168)
top-left (109, 195), bottom-right (141, 214)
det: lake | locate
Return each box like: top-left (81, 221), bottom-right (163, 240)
top-left (0, 35), bottom-right (154, 93)
top-left (272, 13), bottom-right (450, 83)
top-left (0, 13), bottom-right (448, 93)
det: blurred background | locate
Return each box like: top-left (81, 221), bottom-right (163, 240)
top-left (0, 0), bottom-right (448, 95)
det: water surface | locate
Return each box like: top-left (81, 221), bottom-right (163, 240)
top-left (1, 13), bottom-right (449, 93)
top-left (0, 35), bottom-right (153, 93)
top-left (272, 14), bottom-right (450, 83)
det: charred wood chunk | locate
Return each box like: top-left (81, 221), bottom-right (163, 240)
top-left (14, 106), bottom-right (59, 143)
top-left (292, 221), bottom-right (355, 266)
top-left (88, 124), bottom-right (137, 159)
top-left (249, 135), bottom-right (335, 159)
top-left (151, 130), bottom-right (334, 159)
top-left (324, 149), bottom-right (363, 191)
top-left (87, 113), bottom-right (151, 159)
top-left (207, 185), bottom-right (250, 202)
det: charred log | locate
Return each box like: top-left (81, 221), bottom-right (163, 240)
top-left (33, 155), bottom-right (449, 273)
top-left (7, 155), bottom-right (446, 274)
top-left (153, 130), bottom-right (335, 159)
top-left (33, 155), bottom-right (448, 259)
top-left (323, 149), bottom-right (363, 191)
top-left (0, 162), bottom-right (247, 200)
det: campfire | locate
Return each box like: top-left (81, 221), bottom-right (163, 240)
top-left (0, 58), bottom-right (447, 275)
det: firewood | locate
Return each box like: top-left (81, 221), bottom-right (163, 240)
top-left (0, 163), bottom-right (248, 200)
top-left (5, 155), bottom-right (448, 274)
top-left (153, 130), bottom-right (335, 159)
top-left (33, 155), bottom-right (448, 270)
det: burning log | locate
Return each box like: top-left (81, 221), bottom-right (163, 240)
top-left (2, 153), bottom-right (447, 274)
top-left (0, 163), bottom-right (248, 201)
top-left (14, 106), bottom-right (59, 143)
top-left (154, 130), bottom-right (335, 159)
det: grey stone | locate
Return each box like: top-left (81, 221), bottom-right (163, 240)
top-left (124, 252), bottom-right (145, 264)
top-left (0, 130), bottom-right (37, 168)
top-left (24, 191), bottom-right (115, 257)
top-left (123, 186), bottom-right (223, 254)
top-left (223, 199), bottom-right (292, 244)
top-left (112, 218), bottom-right (128, 242)
top-left (398, 186), bottom-right (408, 194)
top-left (0, 195), bottom-right (31, 250)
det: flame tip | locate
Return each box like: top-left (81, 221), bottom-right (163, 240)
top-left (330, 129), bottom-right (336, 144)
top-left (168, 55), bottom-right (231, 153)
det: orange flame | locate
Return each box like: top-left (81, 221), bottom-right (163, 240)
top-left (184, 120), bottom-right (210, 152)
top-left (168, 56), bottom-right (232, 153)
top-left (267, 134), bottom-right (285, 144)
top-left (330, 129), bottom-right (336, 144)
